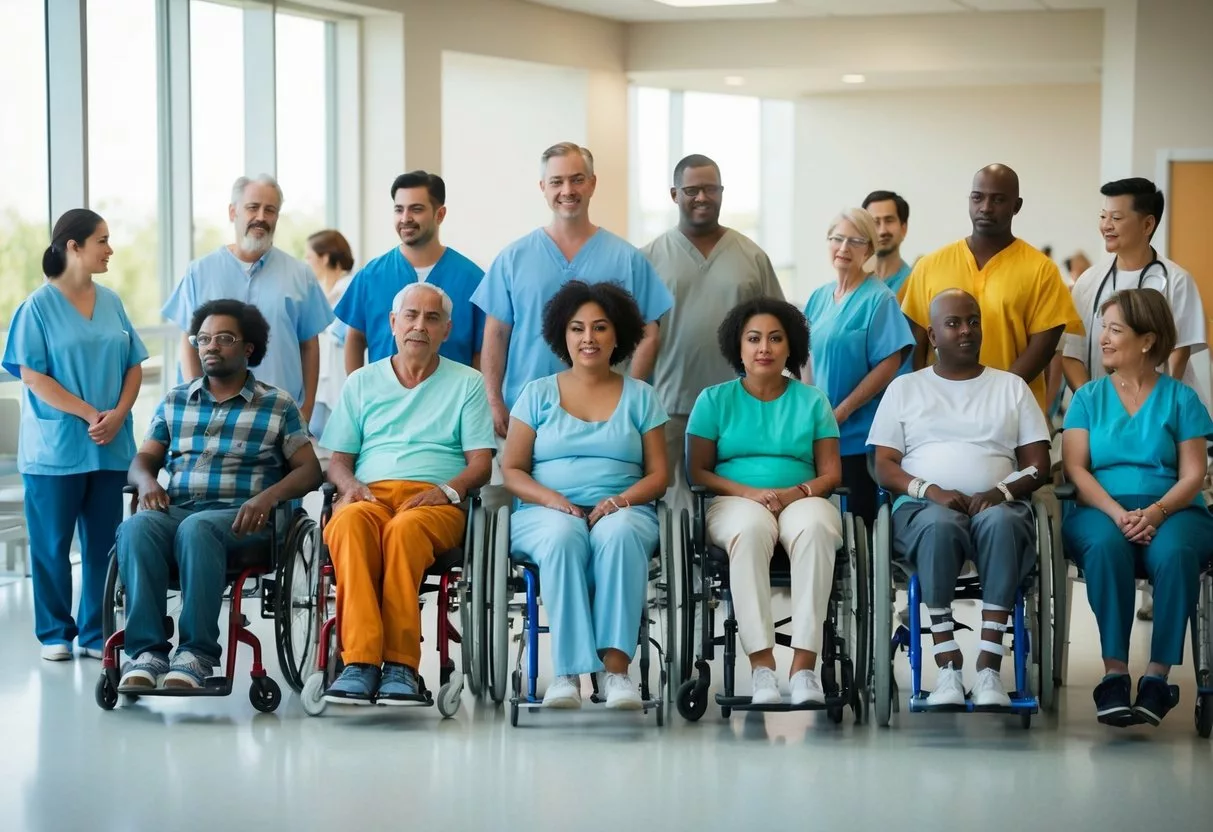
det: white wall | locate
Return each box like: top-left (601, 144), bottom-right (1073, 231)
top-left (792, 84), bottom-right (1103, 304)
top-left (440, 51), bottom-right (589, 269)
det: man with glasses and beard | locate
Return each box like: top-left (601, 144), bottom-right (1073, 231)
top-left (163, 174), bottom-right (334, 423)
top-left (336, 171), bottom-right (485, 374)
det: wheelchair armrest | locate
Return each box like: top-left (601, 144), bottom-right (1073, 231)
top-left (1054, 482), bottom-right (1076, 501)
top-left (122, 485), bottom-right (137, 495)
top-left (320, 482), bottom-right (337, 502)
top-left (689, 485), bottom-right (709, 495)
top-left (834, 486), bottom-right (850, 496)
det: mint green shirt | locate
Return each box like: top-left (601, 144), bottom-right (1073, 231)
top-left (320, 357), bottom-right (496, 486)
top-left (687, 378), bottom-right (840, 489)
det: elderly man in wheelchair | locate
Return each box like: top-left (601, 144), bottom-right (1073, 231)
top-left (319, 283), bottom-right (494, 704)
top-left (868, 289), bottom-right (1051, 709)
top-left (115, 300), bottom-right (322, 692)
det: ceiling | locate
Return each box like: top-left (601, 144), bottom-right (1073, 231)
top-left (527, 0), bottom-right (1111, 23)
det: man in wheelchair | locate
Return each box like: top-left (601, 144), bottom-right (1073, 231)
top-left (320, 284), bottom-right (494, 704)
top-left (117, 300), bottom-right (322, 692)
top-left (868, 289), bottom-right (1051, 708)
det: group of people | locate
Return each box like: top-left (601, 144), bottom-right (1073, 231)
top-left (5, 139), bottom-right (1210, 727)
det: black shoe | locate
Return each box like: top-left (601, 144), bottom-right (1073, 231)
top-left (1093, 674), bottom-right (1137, 727)
top-left (1132, 675), bottom-right (1180, 726)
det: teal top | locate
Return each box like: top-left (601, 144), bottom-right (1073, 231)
top-left (883, 261), bottom-right (913, 296)
top-left (1064, 374), bottom-right (1213, 503)
top-left (687, 378), bottom-right (839, 489)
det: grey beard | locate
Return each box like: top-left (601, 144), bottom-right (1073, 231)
top-left (238, 229), bottom-right (274, 255)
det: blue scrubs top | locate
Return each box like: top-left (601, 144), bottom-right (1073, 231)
top-left (3, 283), bottom-right (149, 475)
top-left (1064, 374), bottom-right (1213, 504)
top-left (334, 246), bottom-right (486, 367)
top-left (510, 373), bottom-right (668, 511)
top-left (803, 278), bottom-right (914, 456)
top-left (471, 228), bottom-right (674, 409)
top-left (884, 261), bottom-right (913, 296)
top-left (162, 247), bottom-right (334, 405)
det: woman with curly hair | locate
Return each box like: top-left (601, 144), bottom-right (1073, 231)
top-left (503, 280), bottom-right (669, 710)
top-left (687, 297), bottom-right (843, 706)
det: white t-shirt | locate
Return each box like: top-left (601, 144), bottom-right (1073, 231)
top-left (415, 264), bottom-right (434, 283)
top-left (867, 367), bottom-right (1050, 494)
top-left (1062, 254), bottom-right (1207, 394)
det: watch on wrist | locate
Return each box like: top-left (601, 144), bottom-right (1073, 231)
top-left (438, 484), bottom-right (461, 504)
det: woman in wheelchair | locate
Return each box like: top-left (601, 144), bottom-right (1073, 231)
top-left (1061, 288), bottom-right (1213, 727)
top-left (502, 281), bottom-right (669, 710)
top-left (686, 297), bottom-right (843, 706)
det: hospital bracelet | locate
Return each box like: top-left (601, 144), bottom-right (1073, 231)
top-left (1154, 501), bottom-right (1169, 519)
top-left (797, 483), bottom-right (813, 498)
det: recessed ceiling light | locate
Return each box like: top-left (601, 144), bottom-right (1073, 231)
top-left (842, 74), bottom-right (866, 84)
top-left (654, 0), bottom-right (778, 8)
top-left (724, 76), bottom-right (745, 87)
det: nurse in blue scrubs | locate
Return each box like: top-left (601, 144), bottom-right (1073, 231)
top-left (802, 208), bottom-right (913, 526)
top-left (502, 281), bottom-right (669, 711)
top-left (2, 209), bottom-right (148, 661)
top-left (1062, 288), bottom-right (1213, 727)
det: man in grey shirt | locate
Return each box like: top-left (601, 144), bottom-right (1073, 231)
top-left (643, 154), bottom-right (785, 515)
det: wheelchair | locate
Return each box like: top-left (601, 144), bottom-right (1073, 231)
top-left (1050, 482), bottom-right (1213, 738)
top-left (294, 483), bottom-right (485, 718)
top-left (869, 489), bottom-right (1056, 729)
top-left (95, 487), bottom-right (317, 713)
top-left (675, 486), bottom-right (869, 724)
top-left (485, 503), bottom-right (677, 727)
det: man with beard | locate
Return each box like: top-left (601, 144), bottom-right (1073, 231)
top-left (642, 154), bottom-right (783, 514)
top-left (862, 190), bottom-right (913, 297)
top-left (163, 175), bottom-right (333, 421)
top-left (336, 171), bottom-right (485, 373)
top-left (116, 300), bottom-right (322, 691)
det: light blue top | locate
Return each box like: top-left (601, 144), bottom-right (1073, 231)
top-left (334, 246), bottom-right (485, 367)
top-left (320, 357), bottom-right (496, 486)
top-left (804, 278), bottom-right (914, 456)
top-left (510, 373), bottom-right (668, 511)
top-left (687, 378), bottom-right (839, 490)
top-left (162, 246), bottom-right (334, 404)
top-left (883, 261), bottom-right (913, 296)
top-left (1064, 374), bottom-right (1213, 504)
top-left (471, 228), bottom-right (674, 409)
top-left (3, 283), bottom-right (149, 475)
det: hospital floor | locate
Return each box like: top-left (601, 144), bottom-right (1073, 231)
top-left (0, 565), bottom-right (1209, 832)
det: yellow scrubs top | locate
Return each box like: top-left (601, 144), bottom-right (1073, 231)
top-left (900, 238), bottom-right (1082, 411)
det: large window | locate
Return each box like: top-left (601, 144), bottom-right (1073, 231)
top-left (87, 0), bottom-right (161, 325)
top-left (191, 0), bottom-right (246, 259)
top-left (683, 92), bottom-right (762, 243)
top-left (0, 2), bottom-right (49, 332)
top-left (274, 12), bottom-right (329, 259)
top-left (631, 87), bottom-right (674, 248)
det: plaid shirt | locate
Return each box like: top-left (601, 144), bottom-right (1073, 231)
top-left (147, 373), bottom-right (309, 505)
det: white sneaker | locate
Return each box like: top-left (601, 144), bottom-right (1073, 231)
top-left (971, 667), bottom-right (1011, 708)
top-left (926, 663), bottom-right (966, 707)
top-left (78, 647), bottom-right (105, 660)
top-left (603, 672), bottom-right (643, 710)
top-left (41, 644), bottom-right (72, 662)
top-left (750, 666), bottom-right (781, 705)
top-left (542, 675), bottom-right (582, 709)
top-left (789, 669), bottom-right (826, 705)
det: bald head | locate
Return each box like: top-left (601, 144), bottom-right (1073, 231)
top-left (928, 289), bottom-right (983, 369)
top-left (969, 164), bottom-right (1022, 239)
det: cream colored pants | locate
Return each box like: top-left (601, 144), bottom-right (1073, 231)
top-left (706, 495), bottom-right (842, 655)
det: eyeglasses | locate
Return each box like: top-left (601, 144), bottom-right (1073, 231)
top-left (679, 185), bottom-right (723, 198)
top-left (827, 235), bottom-right (870, 249)
top-left (189, 334), bottom-right (242, 348)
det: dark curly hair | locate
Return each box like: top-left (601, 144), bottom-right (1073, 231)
top-left (717, 297), bottom-right (810, 375)
top-left (189, 299), bottom-right (271, 368)
top-left (541, 280), bottom-right (647, 367)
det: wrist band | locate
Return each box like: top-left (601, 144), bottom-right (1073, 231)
top-left (1154, 501), bottom-right (1168, 518)
top-left (797, 483), bottom-right (812, 498)
top-left (997, 483), bottom-right (1014, 502)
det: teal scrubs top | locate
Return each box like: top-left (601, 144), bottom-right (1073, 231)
top-left (884, 261), bottom-right (913, 296)
top-left (3, 283), bottom-right (149, 475)
top-left (162, 247), bottom-right (334, 405)
top-left (803, 278), bottom-right (913, 456)
top-left (687, 378), bottom-right (840, 490)
top-left (334, 246), bottom-right (485, 367)
top-left (471, 228), bottom-right (674, 410)
top-left (1064, 374), bottom-right (1213, 504)
top-left (511, 373), bottom-right (668, 511)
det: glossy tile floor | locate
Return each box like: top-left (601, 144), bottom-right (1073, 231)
top-left (0, 562), bottom-right (1209, 832)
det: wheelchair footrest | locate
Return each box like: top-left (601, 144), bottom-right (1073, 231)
top-left (714, 694), bottom-right (850, 712)
top-left (124, 677), bottom-right (233, 697)
top-left (908, 693), bottom-right (1039, 714)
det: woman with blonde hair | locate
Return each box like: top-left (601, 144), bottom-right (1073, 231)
top-left (802, 208), bottom-right (913, 526)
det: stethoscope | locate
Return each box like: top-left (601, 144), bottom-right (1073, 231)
top-left (1086, 249), bottom-right (1169, 370)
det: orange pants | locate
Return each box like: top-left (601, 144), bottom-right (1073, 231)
top-left (323, 480), bottom-right (464, 668)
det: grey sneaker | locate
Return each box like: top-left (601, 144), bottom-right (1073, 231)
top-left (325, 664), bottom-right (381, 704)
top-left (119, 651), bottom-right (170, 691)
top-left (377, 663), bottom-right (423, 703)
top-left (162, 649), bottom-right (215, 689)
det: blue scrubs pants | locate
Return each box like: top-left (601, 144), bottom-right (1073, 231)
top-left (511, 506), bottom-right (657, 676)
top-left (1063, 495), bottom-right (1213, 667)
top-left (22, 470), bottom-right (128, 651)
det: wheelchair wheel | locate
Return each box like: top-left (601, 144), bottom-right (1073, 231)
top-left (437, 672), bottom-right (463, 719)
top-left (488, 506), bottom-right (510, 704)
top-left (100, 549), bottom-right (124, 687)
top-left (678, 508), bottom-right (695, 685)
top-left (873, 503), bottom-right (894, 728)
top-left (461, 506), bottom-right (486, 697)
top-left (249, 676), bottom-right (282, 713)
top-left (852, 517), bottom-right (872, 724)
top-left (1197, 693), bottom-right (1212, 739)
top-left (676, 676), bottom-right (709, 722)
top-left (274, 515), bottom-right (319, 693)
top-left (470, 509), bottom-right (491, 698)
top-left (1033, 498), bottom-right (1055, 713)
top-left (657, 504), bottom-right (678, 706)
top-left (95, 673), bottom-right (118, 711)
top-left (301, 672), bottom-right (327, 717)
